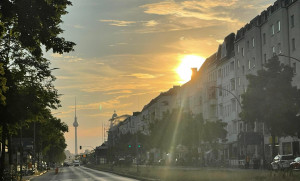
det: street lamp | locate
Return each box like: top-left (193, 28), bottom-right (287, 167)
top-left (212, 86), bottom-right (242, 108)
top-left (211, 86), bottom-right (243, 165)
top-left (277, 54), bottom-right (300, 63)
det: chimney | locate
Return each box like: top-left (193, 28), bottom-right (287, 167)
top-left (191, 68), bottom-right (198, 79)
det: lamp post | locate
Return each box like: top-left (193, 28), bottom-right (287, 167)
top-left (211, 86), bottom-right (243, 166)
top-left (212, 86), bottom-right (242, 108)
top-left (277, 54), bottom-right (300, 62)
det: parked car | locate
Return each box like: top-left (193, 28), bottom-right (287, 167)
top-left (271, 154), bottom-right (294, 170)
top-left (73, 160), bottom-right (80, 166)
top-left (290, 157), bottom-right (300, 170)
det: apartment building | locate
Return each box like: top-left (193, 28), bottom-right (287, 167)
top-left (199, 0), bottom-right (300, 164)
top-left (107, 0), bottom-right (299, 165)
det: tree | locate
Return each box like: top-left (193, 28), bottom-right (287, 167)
top-left (0, 0), bottom-right (74, 176)
top-left (0, 63), bottom-right (7, 105)
top-left (240, 56), bottom-right (300, 158)
top-left (0, 0), bottom-right (75, 57)
top-left (148, 110), bottom-right (227, 161)
top-left (17, 109), bottom-right (68, 166)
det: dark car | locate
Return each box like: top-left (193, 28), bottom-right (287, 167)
top-left (271, 154), bottom-right (295, 170)
top-left (290, 157), bottom-right (300, 170)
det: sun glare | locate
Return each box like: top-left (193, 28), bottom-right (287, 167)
top-left (176, 55), bottom-right (205, 84)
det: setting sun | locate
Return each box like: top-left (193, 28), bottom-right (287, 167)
top-left (176, 55), bottom-right (205, 84)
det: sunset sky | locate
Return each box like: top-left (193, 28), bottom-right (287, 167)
top-left (45, 0), bottom-right (274, 154)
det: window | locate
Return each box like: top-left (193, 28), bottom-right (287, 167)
top-left (230, 61), bottom-right (234, 71)
top-left (291, 15), bottom-right (295, 28)
top-left (248, 60), bottom-right (251, 69)
top-left (231, 99), bottom-right (236, 112)
top-left (219, 104), bottom-right (223, 116)
top-left (272, 46), bottom-right (276, 55)
top-left (271, 24), bottom-right (275, 35)
top-left (263, 33), bottom-right (266, 44)
top-left (252, 58), bottom-right (256, 68)
top-left (292, 38), bottom-right (296, 51)
top-left (277, 21), bottom-right (281, 32)
top-left (264, 54), bottom-right (267, 63)
top-left (293, 63), bottom-right (296, 73)
top-left (242, 48), bottom-right (244, 57)
top-left (231, 78), bottom-right (236, 91)
top-left (252, 38), bottom-right (255, 47)
top-left (238, 77), bottom-right (241, 86)
top-left (237, 45), bottom-right (240, 53)
top-left (237, 60), bottom-right (240, 68)
top-left (242, 66), bottom-right (245, 74)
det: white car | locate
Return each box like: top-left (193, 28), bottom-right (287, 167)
top-left (73, 160), bottom-right (80, 166)
top-left (271, 155), bottom-right (294, 170)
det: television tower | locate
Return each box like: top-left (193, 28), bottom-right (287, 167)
top-left (73, 98), bottom-right (79, 155)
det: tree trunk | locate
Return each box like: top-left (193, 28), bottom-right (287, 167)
top-left (8, 135), bottom-right (12, 165)
top-left (0, 123), bottom-right (7, 179)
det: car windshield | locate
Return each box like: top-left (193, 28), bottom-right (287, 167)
top-left (281, 155), bottom-right (294, 160)
top-left (295, 157), bottom-right (300, 162)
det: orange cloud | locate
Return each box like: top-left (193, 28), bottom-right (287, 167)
top-left (99, 19), bottom-right (136, 26)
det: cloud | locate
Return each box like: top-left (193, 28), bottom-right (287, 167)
top-left (73, 24), bottom-right (85, 29)
top-left (105, 90), bottom-right (133, 95)
top-left (136, 0), bottom-right (272, 33)
top-left (123, 73), bottom-right (156, 79)
top-left (99, 19), bottom-right (136, 27)
top-left (51, 53), bottom-right (63, 58)
top-left (69, 99), bottom-right (132, 111)
top-left (144, 20), bottom-right (159, 27)
top-left (141, 0), bottom-right (238, 22)
top-left (50, 54), bottom-right (84, 63)
top-left (55, 76), bottom-right (73, 80)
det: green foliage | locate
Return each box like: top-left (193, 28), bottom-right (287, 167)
top-left (0, 63), bottom-right (7, 105)
top-left (20, 109), bottom-right (68, 163)
top-left (240, 56), bottom-right (300, 157)
top-left (0, 32), bottom-right (61, 133)
top-left (0, 0), bottom-right (74, 173)
top-left (0, 0), bottom-right (75, 57)
top-left (240, 56), bottom-right (300, 137)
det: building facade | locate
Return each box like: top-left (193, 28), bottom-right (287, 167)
top-left (107, 0), bottom-right (300, 166)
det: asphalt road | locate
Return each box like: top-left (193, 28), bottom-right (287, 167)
top-left (31, 166), bottom-right (139, 181)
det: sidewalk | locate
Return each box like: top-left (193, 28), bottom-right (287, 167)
top-left (22, 170), bottom-right (49, 181)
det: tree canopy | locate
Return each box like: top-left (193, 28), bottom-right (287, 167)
top-left (0, 0), bottom-right (74, 175)
top-left (240, 56), bottom-right (300, 156)
top-left (0, 0), bottom-right (75, 57)
top-left (148, 110), bottom-right (227, 153)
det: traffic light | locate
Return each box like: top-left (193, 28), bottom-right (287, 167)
top-left (128, 144), bottom-right (132, 148)
top-left (80, 146), bottom-right (82, 150)
top-left (138, 144), bottom-right (141, 148)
